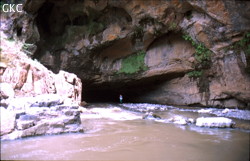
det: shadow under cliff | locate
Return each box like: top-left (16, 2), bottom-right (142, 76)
top-left (83, 72), bottom-right (186, 104)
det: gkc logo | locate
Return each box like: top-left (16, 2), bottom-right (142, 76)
top-left (2, 4), bottom-right (23, 12)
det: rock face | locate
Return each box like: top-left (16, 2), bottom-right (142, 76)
top-left (0, 94), bottom-right (83, 140)
top-left (1, 0), bottom-right (250, 108)
top-left (0, 8), bottom-right (83, 140)
top-left (0, 34), bottom-right (82, 104)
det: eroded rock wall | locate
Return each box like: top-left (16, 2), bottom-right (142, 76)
top-left (0, 32), bottom-right (82, 104)
top-left (1, 0), bottom-right (249, 108)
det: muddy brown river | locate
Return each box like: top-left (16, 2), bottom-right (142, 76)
top-left (1, 103), bottom-right (249, 160)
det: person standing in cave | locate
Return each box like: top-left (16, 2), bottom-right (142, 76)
top-left (119, 94), bottom-right (123, 103)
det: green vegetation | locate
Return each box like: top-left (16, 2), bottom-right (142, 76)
top-left (183, 34), bottom-right (212, 78)
top-left (169, 22), bottom-right (177, 31)
top-left (187, 71), bottom-right (203, 78)
top-left (86, 21), bottom-right (104, 36)
top-left (232, 32), bottom-right (250, 55)
top-left (6, 37), bottom-right (15, 42)
top-left (229, 32), bottom-right (250, 73)
top-left (117, 50), bottom-right (148, 74)
top-left (85, 7), bottom-right (105, 36)
top-left (133, 25), bottom-right (144, 39)
top-left (21, 43), bottom-right (36, 56)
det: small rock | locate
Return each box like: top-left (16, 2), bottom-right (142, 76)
top-left (64, 124), bottom-right (84, 133)
top-left (142, 112), bottom-right (161, 120)
top-left (17, 120), bottom-right (35, 130)
top-left (187, 118), bottom-right (195, 124)
top-left (15, 111), bottom-right (26, 119)
top-left (169, 116), bottom-right (187, 125)
top-left (0, 83), bottom-right (14, 99)
top-left (63, 116), bottom-right (79, 125)
top-left (0, 99), bottom-right (9, 108)
top-left (222, 108), bottom-right (230, 114)
top-left (196, 117), bottom-right (234, 128)
top-left (79, 101), bottom-right (87, 106)
top-left (0, 107), bottom-right (16, 136)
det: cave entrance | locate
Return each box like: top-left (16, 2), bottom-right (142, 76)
top-left (82, 79), bottom-right (151, 103)
top-left (82, 73), bottom-right (185, 104)
top-left (83, 87), bottom-right (147, 103)
top-left (83, 89), bottom-right (126, 103)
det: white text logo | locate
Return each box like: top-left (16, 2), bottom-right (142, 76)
top-left (2, 4), bottom-right (23, 13)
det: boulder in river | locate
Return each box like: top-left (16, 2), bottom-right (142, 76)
top-left (142, 112), bottom-right (161, 120)
top-left (196, 117), bottom-right (234, 128)
top-left (168, 116), bottom-right (188, 125)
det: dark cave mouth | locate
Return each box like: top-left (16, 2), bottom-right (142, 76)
top-left (82, 72), bottom-right (186, 103)
top-left (83, 86), bottom-right (152, 103)
top-left (82, 82), bottom-right (153, 103)
top-left (83, 89), bottom-right (132, 103)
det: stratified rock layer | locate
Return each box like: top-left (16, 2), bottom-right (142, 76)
top-left (1, 94), bottom-right (83, 140)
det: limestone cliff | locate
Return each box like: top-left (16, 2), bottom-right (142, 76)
top-left (1, 0), bottom-right (250, 108)
top-left (0, 27), bottom-right (82, 104)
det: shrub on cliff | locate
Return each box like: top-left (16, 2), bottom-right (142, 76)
top-left (117, 50), bottom-right (148, 74)
top-left (182, 34), bottom-right (212, 78)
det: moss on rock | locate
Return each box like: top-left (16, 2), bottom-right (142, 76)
top-left (117, 50), bottom-right (148, 74)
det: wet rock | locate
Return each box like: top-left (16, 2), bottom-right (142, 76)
top-left (1, 100), bottom-right (83, 140)
top-left (15, 112), bottom-right (26, 119)
top-left (0, 107), bottom-right (16, 136)
top-left (168, 116), bottom-right (188, 125)
top-left (142, 112), bottom-right (161, 120)
top-left (19, 114), bottom-right (40, 121)
top-left (17, 120), bottom-right (35, 130)
top-left (64, 124), bottom-right (84, 133)
top-left (187, 118), bottom-right (195, 124)
top-left (222, 108), bottom-right (230, 114)
top-left (63, 115), bottom-right (80, 125)
top-left (21, 122), bottom-right (49, 137)
top-left (196, 117), bottom-right (234, 128)
top-left (79, 101), bottom-right (87, 107)
top-left (30, 94), bottom-right (64, 107)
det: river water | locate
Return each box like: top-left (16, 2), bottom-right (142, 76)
top-left (1, 103), bottom-right (250, 160)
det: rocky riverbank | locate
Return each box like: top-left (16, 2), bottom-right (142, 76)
top-left (0, 32), bottom-right (84, 140)
top-left (1, 94), bottom-right (83, 141)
